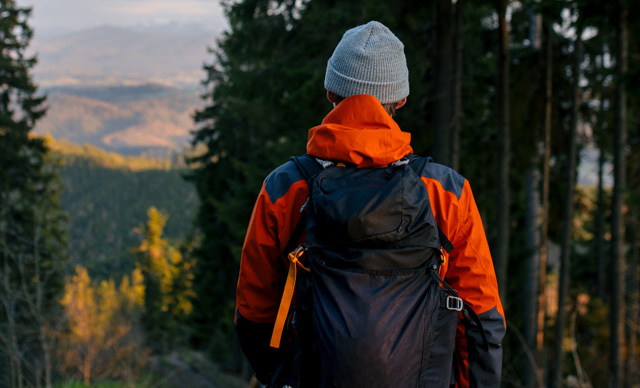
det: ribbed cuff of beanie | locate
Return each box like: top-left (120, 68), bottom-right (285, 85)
top-left (325, 61), bottom-right (409, 104)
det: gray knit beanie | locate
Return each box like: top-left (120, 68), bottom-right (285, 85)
top-left (324, 21), bottom-right (409, 104)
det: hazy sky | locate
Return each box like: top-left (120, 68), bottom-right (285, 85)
top-left (17, 0), bottom-right (227, 36)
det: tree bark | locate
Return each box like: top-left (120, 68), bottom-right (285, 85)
top-left (433, 0), bottom-right (453, 166)
top-left (524, 168), bottom-right (541, 388)
top-left (1, 225), bottom-right (24, 388)
top-left (609, 1), bottom-right (628, 386)
top-left (494, 0), bottom-right (511, 301)
top-left (536, 21), bottom-right (553, 386)
top-left (550, 32), bottom-right (582, 388)
top-left (594, 51), bottom-right (607, 302)
top-left (523, 10), bottom-right (544, 388)
top-left (596, 142), bottom-right (606, 301)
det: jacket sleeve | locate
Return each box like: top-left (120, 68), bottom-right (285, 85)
top-left (235, 183), bottom-right (284, 383)
top-left (235, 175), bottom-right (308, 384)
top-left (424, 173), bottom-right (506, 388)
top-left (446, 180), bottom-right (505, 388)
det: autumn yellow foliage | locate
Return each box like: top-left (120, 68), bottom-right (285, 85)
top-left (134, 206), bottom-right (195, 316)
top-left (132, 206), bottom-right (196, 350)
top-left (59, 266), bottom-right (147, 385)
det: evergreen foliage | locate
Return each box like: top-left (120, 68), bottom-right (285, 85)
top-left (0, 1), bottom-right (67, 386)
top-left (50, 141), bottom-right (198, 281)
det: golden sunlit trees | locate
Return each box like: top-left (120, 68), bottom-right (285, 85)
top-left (134, 206), bottom-right (195, 352)
top-left (58, 207), bottom-right (195, 385)
top-left (59, 265), bottom-right (146, 386)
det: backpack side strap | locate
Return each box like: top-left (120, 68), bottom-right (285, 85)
top-left (429, 261), bottom-right (489, 351)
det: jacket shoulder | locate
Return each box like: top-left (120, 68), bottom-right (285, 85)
top-left (410, 156), bottom-right (466, 200)
top-left (264, 160), bottom-right (306, 204)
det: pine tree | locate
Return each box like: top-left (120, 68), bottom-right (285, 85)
top-left (134, 207), bottom-right (195, 353)
top-left (0, 2), bottom-right (67, 387)
top-left (187, 0), bottom-right (313, 362)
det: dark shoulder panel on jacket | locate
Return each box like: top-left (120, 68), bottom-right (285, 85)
top-left (422, 162), bottom-right (466, 200)
top-left (264, 160), bottom-right (305, 204)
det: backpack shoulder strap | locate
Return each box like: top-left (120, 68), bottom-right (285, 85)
top-left (271, 155), bottom-right (324, 349)
top-left (406, 154), bottom-right (454, 253)
top-left (291, 154), bottom-right (324, 181)
top-left (280, 155), bottom-right (324, 257)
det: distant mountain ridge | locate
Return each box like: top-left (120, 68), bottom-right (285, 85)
top-left (31, 25), bottom-right (217, 87)
top-left (26, 24), bottom-right (215, 156)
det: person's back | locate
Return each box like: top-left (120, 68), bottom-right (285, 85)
top-left (235, 21), bottom-right (505, 388)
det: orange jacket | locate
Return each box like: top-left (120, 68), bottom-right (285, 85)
top-left (236, 94), bottom-right (505, 387)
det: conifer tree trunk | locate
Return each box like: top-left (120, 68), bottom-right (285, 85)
top-left (450, 0), bottom-right (463, 171)
top-left (433, 0), bottom-right (453, 165)
top-left (596, 142), bottom-right (606, 301)
top-left (626, 214), bottom-right (639, 387)
top-left (550, 32), bottom-right (582, 388)
top-left (609, 2), bottom-right (628, 386)
top-left (523, 10), bottom-right (543, 388)
top-left (625, 213), bottom-right (640, 387)
top-left (524, 168), bottom-right (541, 388)
top-left (594, 51), bottom-right (607, 302)
top-left (536, 22), bottom-right (553, 385)
top-left (494, 0), bottom-right (511, 300)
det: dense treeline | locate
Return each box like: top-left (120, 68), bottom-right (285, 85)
top-left (47, 137), bottom-right (175, 171)
top-left (188, 0), bottom-right (640, 387)
top-left (51, 138), bottom-right (198, 280)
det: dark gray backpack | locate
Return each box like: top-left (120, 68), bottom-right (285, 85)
top-left (270, 155), bottom-right (483, 388)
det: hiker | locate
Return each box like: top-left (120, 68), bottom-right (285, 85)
top-left (235, 21), bottom-right (505, 388)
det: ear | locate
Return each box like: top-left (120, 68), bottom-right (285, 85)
top-left (327, 90), bottom-right (340, 104)
top-left (395, 97), bottom-right (407, 110)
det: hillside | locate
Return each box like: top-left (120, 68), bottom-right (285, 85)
top-left (35, 84), bottom-right (201, 157)
top-left (50, 138), bottom-right (199, 279)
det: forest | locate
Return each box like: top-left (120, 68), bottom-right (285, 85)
top-left (48, 137), bottom-right (198, 280)
top-left (1, 0), bottom-right (639, 387)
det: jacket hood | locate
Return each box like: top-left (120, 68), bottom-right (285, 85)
top-left (306, 94), bottom-right (413, 168)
